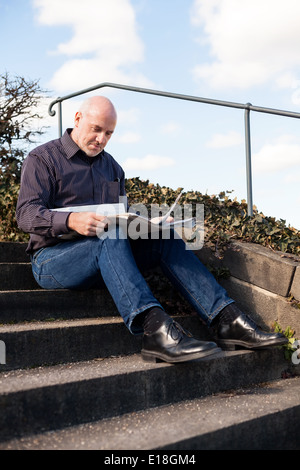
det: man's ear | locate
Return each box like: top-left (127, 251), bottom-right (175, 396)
top-left (74, 111), bottom-right (82, 127)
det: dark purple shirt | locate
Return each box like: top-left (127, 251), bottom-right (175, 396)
top-left (16, 129), bottom-right (125, 253)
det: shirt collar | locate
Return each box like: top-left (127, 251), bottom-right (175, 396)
top-left (61, 129), bottom-right (81, 159)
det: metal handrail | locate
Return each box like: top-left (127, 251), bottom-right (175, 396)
top-left (48, 82), bottom-right (300, 216)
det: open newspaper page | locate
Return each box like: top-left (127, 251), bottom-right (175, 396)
top-left (51, 192), bottom-right (196, 240)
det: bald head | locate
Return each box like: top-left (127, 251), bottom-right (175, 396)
top-left (71, 96), bottom-right (117, 157)
top-left (79, 96), bottom-right (117, 121)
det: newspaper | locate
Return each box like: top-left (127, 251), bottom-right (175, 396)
top-left (51, 192), bottom-right (195, 239)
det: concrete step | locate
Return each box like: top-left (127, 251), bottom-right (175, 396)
top-left (2, 242), bottom-right (299, 335)
top-left (0, 315), bottom-right (209, 371)
top-left (0, 289), bottom-right (117, 323)
top-left (0, 317), bottom-right (140, 370)
top-left (0, 263), bottom-right (39, 290)
top-left (1, 376), bottom-right (299, 450)
top-left (0, 241), bottom-right (299, 451)
top-left (0, 350), bottom-right (292, 444)
top-left (0, 242), bottom-right (29, 263)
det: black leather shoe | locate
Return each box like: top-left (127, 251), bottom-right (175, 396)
top-left (141, 318), bottom-right (221, 363)
top-left (215, 313), bottom-right (288, 350)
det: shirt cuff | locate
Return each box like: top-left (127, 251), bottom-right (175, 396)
top-left (52, 211), bottom-right (72, 235)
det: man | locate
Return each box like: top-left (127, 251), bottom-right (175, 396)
top-left (16, 96), bottom-right (287, 363)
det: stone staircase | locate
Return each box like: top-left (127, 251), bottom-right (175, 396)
top-left (0, 242), bottom-right (299, 451)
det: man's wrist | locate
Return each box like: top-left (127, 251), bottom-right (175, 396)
top-left (66, 212), bottom-right (75, 231)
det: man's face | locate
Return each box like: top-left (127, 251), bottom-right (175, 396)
top-left (73, 106), bottom-right (117, 157)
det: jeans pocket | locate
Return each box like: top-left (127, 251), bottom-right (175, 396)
top-left (32, 269), bottom-right (65, 289)
top-left (31, 248), bottom-right (65, 289)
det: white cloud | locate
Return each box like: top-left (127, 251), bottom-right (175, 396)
top-left (123, 155), bottom-right (176, 171)
top-left (253, 135), bottom-right (300, 173)
top-left (191, 0), bottom-right (300, 90)
top-left (33, 0), bottom-right (152, 93)
top-left (275, 73), bottom-right (299, 90)
top-left (206, 130), bottom-right (243, 148)
top-left (28, 96), bottom-right (56, 129)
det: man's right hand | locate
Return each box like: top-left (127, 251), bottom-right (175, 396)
top-left (67, 212), bottom-right (109, 237)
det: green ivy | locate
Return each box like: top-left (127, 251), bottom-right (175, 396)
top-left (0, 179), bottom-right (28, 241)
top-left (125, 177), bottom-right (300, 257)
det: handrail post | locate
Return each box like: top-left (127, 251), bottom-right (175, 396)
top-left (57, 100), bottom-right (62, 138)
top-left (244, 104), bottom-right (253, 217)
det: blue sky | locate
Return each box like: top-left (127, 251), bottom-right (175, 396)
top-left (1, 0), bottom-right (300, 229)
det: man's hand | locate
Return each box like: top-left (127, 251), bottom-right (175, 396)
top-left (67, 212), bottom-right (109, 236)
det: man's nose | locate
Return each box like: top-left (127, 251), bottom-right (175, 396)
top-left (96, 132), bottom-right (106, 144)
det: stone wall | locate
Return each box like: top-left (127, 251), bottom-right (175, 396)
top-left (196, 241), bottom-right (300, 336)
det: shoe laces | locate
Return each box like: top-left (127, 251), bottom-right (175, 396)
top-left (167, 320), bottom-right (193, 342)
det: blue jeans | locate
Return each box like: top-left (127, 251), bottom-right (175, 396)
top-left (31, 228), bottom-right (233, 334)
